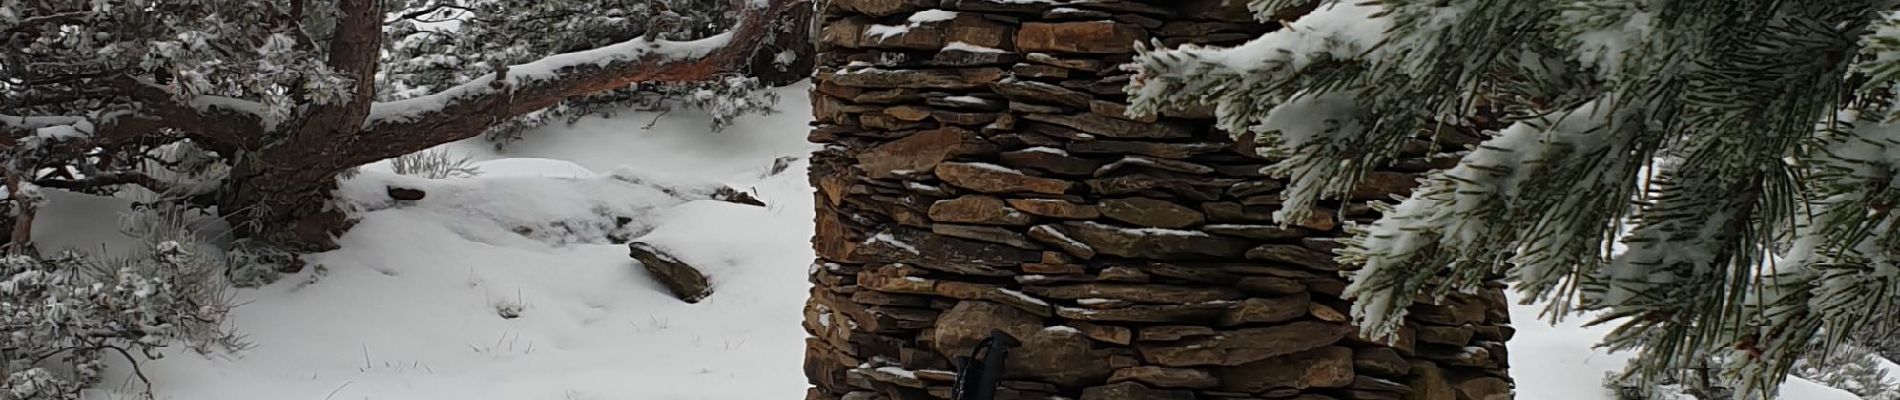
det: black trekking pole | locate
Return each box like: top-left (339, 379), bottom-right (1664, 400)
top-left (950, 330), bottom-right (1020, 400)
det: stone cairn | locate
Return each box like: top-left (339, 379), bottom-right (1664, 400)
top-left (803, 1), bottom-right (1514, 400)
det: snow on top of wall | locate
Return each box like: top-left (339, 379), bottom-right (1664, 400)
top-left (867, 9), bottom-right (960, 41)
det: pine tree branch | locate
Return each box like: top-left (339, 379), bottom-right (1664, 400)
top-left (346, 0), bottom-right (804, 166)
top-left (30, 172), bottom-right (175, 195)
top-left (0, 77), bottom-right (263, 151)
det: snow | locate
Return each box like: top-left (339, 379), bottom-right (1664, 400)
top-left (1021, 146), bottom-right (1069, 155)
top-left (1563, 6), bottom-right (1653, 79)
top-left (1042, 326), bottom-right (1081, 334)
top-left (870, 231), bottom-right (922, 254)
top-left (959, 161), bottom-right (1023, 174)
top-left (22, 81), bottom-right (1889, 400)
top-left (940, 95), bottom-right (990, 105)
top-left (1075, 222), bottom-right (1211, 238)
top-left (996, 288), bottom-right (1050, 307)
top-left (874, 366), bottom-right (918, 379)
top-left (945, 41), bottom-right (1006, 54)
top-left (34, 84), bottom-right (818, 400)
top-left (1507, 292), bottom-right (1864, 400)
top-left (33, 124), bottom-right (84, 139)
top-left (866, 9), bottom-right (959, 41)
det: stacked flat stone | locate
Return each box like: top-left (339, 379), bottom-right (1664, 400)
top-left (803, 1), bottom-right (1514, 399)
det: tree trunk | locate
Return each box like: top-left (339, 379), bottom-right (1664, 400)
top-left (802, 2), bottom-right (1515, 400)
top-left (221, 150), bottom-right (353, 253)
top-left (743, 2), bottom-right (817, 87)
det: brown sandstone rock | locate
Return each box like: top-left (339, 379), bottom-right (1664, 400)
top-left (1087, 173), bottom-right (1233, 201)
top-left (1017, 21), bottom-right (1147, 54)
top-left (1099, 197), bottom-right (1206, 229)
top-left (932, 301), bottom-right (1043, 358)
top-left (1028, 224), bottom-right (1098, 259)
top-left (1416, 326), bottom-right (1476, 346)
top-left (1216, 346), bottom-right (1355, 393)
top-left (1053, 221), bottom-right (1252, 259)
top-left (1137, 321), bottom-right (1352, 366)
top-left (1109, 366), bottom-right (1218, 389)
top-left (1457, 377), bottom-right (1513, 400)
top-left (1351, 171), bottom-right (1418, 200)
top-left (884, 105), bottom-right (933, 121)
top-left (936, 162), bottom-right (1073, 194)
top-left (1094, 156), bottom-right (1216, 176)
top-left (929, 195), bottom-right (1034, 225)
top-left (1008, 198), bottom-right (1101, 219)
top-left (1354, 347), bottom-right (1412, 378)
top-left (857, 127), bottom-right (996, 179)
top-left (1138, 325), bottom-right (1217, 342)
top-left (1404, 361), bottom-right (1459, 400)
top-left (993, 79), bottom-right (1094, 108)
top-left (933, 280), bottom-right (1055, 316)
top-left (1079, 382), bottom-right (1194, 400)
top-left (1246, 244), bottom-right (1341, 271)
top-left (1220, 293), bottom-right (1311, 326)
top-left (1023, 113), bottom-right (1194, 139)
top-left (1057, 303), bottom-right (1229, 324)
top-left (856, 227), bottom-right (1037, 276)
top-left (1025, 52), bottom-right (1106, 71)
top-left (1094, 266), bottom-right (1150, 283)
top-left (998, 148), bottom-right (1104, 176)
top-left (932, 224), bottom-right (1041, 249)
top-left (824, 67), bottom-right (1005, 89)
top-left (1236, 276), bottom-right (1306, 296)
top-left (1006, 327), bottom-right (1117, 389)
top-left (1089, 100), bottom-right (1156, 123)
top-left (1025, 283), bottom-right (1244, 304)
top-left (1067, 320), bottom-right (1133, 345)
top-left (1311, 303), bottom-right (1351, 322)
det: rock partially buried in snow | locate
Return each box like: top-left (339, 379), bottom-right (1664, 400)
top-left (628, 242), bottom-right (713, 303)
top-left (387, 186), bottom-right (426, 201)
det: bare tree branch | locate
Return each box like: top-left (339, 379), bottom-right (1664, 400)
top-left (386, 3), bottom-right (479, 24)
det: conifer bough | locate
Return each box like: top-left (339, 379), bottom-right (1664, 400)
top-left (1127, 0), bottom-right (1900, 395)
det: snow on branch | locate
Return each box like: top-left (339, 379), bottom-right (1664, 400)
top-left (352, 0), bottom-right (804, 166)
top-left (1, 78), bottom-right (265, 151)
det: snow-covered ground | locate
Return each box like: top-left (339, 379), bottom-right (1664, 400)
top-left (26, 83), bottom-right (1885, 399)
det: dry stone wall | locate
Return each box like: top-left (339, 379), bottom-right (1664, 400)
top-left (803, 1), bottom-right (1514, 399)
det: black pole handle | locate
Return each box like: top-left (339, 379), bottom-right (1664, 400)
top-left (951, 330), bottom-right (1021, 400)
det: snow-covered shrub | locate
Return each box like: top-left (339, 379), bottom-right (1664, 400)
top-left (681, 75), bottom-right (781, 132)
top-left (391, 148), bottom-right (483, 179)
top-left (0, 207), bottom-right (241, 399)
top-left (226, 238), bottom-right (298, 288)
top-left (1792, 345), bottom-right (1900, 400)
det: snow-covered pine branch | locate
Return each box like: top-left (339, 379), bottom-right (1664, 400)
top-left (1128, 0), bottom-right (1900, 395)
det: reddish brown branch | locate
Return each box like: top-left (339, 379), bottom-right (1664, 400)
top-left (348, 0), bottom-right (805, 166)
top-left (30, 172), bottom-right (175, 194)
